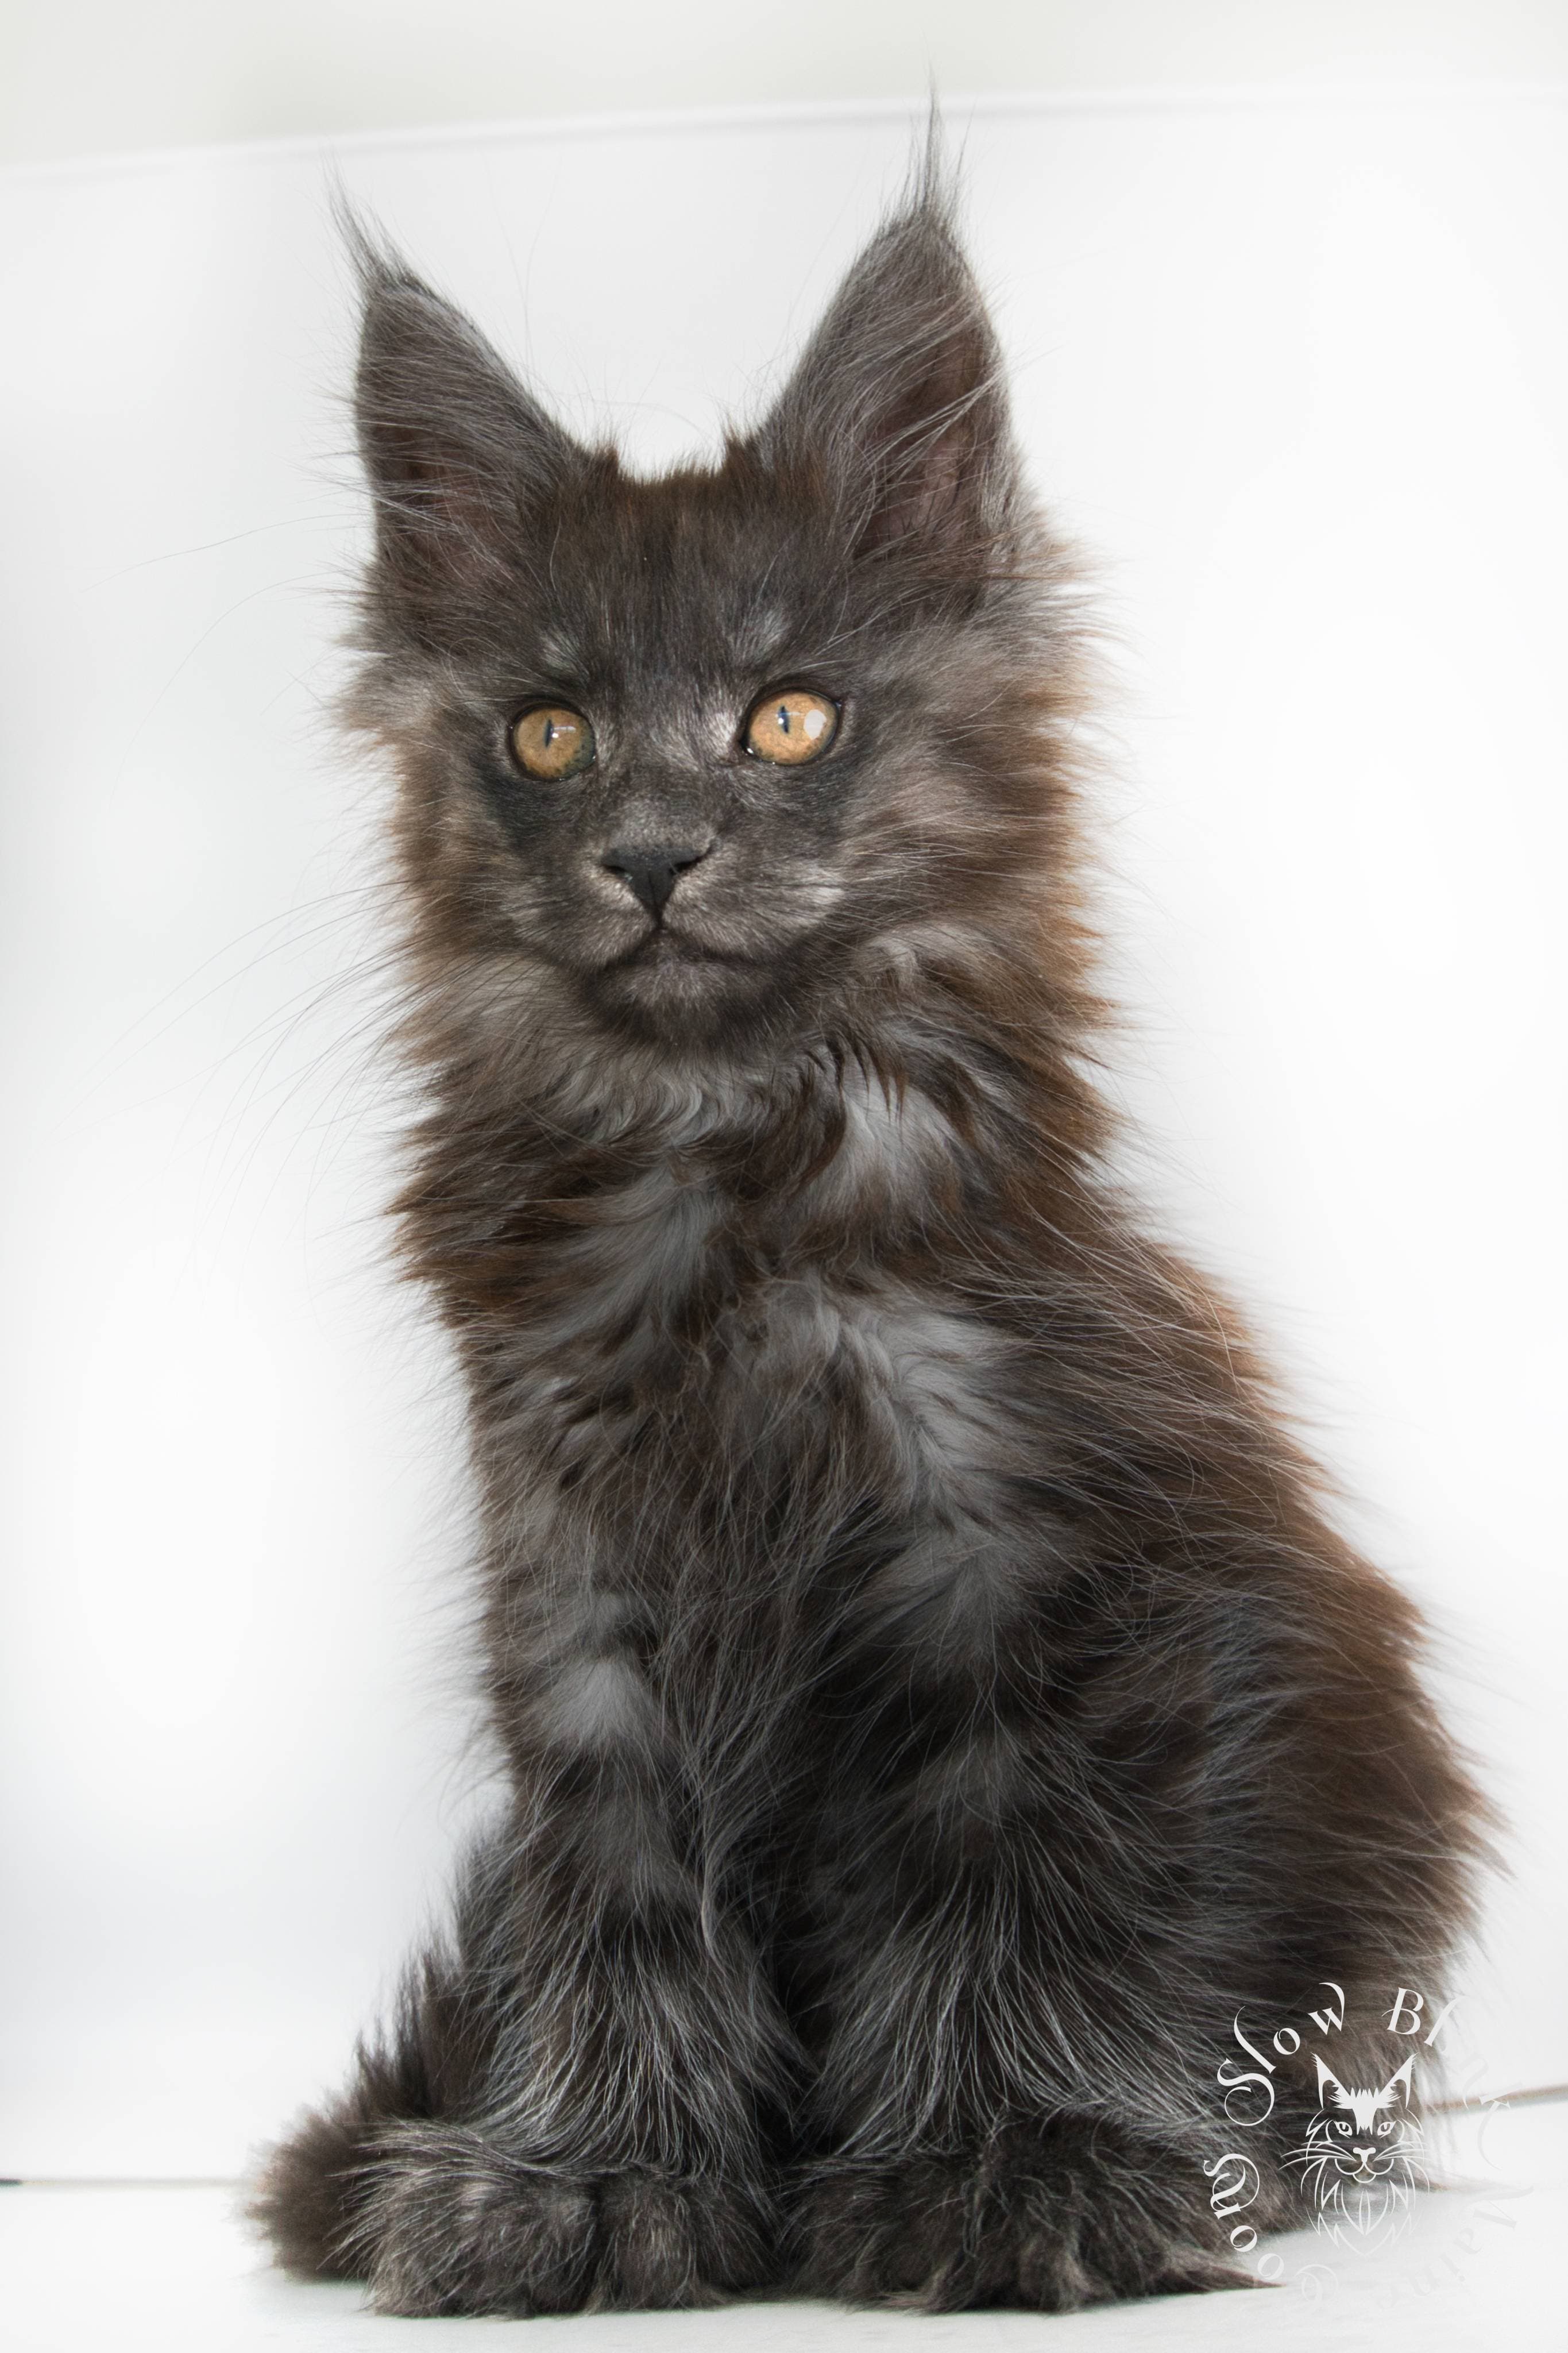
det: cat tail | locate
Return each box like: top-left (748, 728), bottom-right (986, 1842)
top-left (248, 1850), bottom-right (501, 2278)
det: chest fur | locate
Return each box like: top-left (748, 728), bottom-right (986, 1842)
top-left (485, 1154), bottom-right (1007, 1527)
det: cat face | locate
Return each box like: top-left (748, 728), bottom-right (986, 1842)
top-left (346, 190), bottom-right (1073, 1055)
top-left (1285, 2055), bottom-right (1427, 2248)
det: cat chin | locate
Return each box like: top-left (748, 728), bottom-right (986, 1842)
top-left (584, 940), bottom-right (785, 1042)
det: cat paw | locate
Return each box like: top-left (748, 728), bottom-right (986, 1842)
top-left (793, 2122), bottom-right (1254, 2313)
top-left (349, 2124), bottom-right (778, 2315)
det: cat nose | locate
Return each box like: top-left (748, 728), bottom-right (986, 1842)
top-left (600, 840), bottom-right (712, 917)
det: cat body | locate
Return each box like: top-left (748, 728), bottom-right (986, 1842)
top-left (253, 165), bottom-right (1482, 2314)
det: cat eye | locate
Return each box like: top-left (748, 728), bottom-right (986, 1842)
top-left (511, 705), bottom-right (596, 781)
top-left (744, 687), bottom-right (839, 765)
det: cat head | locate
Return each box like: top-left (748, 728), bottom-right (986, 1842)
top-left (1314, 2054), bottom-right (1416, 2142)
top-left (343, 169), bottom-right (1086, 1074)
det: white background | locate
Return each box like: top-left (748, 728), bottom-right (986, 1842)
top-left (2, 66), bottom-right (1565, 2179)
top-left (2, 0), bottom-right (1567, 164)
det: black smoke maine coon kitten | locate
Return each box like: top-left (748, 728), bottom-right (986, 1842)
top-left (252, 168), bottom-right (1485, 2315)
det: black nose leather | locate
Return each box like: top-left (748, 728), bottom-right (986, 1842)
top-left (601, 842), bottom-right (710, 917)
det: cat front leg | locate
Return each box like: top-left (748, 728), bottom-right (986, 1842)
top-left (795, 2119), bottom-right (1256, 2312)
top-left (789, 1598), bottom-right (1270, 2312)
top-left (254, 1594), bottom-right (795, 2315)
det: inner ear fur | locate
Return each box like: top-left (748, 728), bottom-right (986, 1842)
top-left (750, 179), bottom-right (1019, 575)
top-left (1314, 2056), bottom-right (1350, 2108)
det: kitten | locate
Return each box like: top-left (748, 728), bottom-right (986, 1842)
top-left (251, 159), bottom-right (1485, 2315)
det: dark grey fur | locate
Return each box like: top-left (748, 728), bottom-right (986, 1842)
top-left (250, 159), bottom-right (1486, 2314)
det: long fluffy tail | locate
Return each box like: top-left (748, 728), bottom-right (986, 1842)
top-left (249, 1861), bottom-right (501, 2277)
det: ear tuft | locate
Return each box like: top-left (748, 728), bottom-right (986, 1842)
top-left (751, 149), bottom-right (1018, 581)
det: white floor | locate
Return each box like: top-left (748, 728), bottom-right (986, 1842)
top-left (5, 2105), bottom-right (1561, 2353)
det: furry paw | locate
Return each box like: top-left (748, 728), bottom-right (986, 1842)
top-left (794, 2121), bottom-right (1255, 2313)
top-left (346, 2124), bottom-right (777, 2315)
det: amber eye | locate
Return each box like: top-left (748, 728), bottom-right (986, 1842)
top-left (744, 687), bottom-right (839, 765)
top-left (511, 705), bottom-right (596, 780)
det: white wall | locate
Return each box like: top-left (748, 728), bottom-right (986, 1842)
top-left (2, 0), bottom-right (1566, 166)
top-left (2, 92), bottom-right (1565, 2176)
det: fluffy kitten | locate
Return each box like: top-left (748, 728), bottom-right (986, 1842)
top-left (252, 163), bottom-right (1484, 2315)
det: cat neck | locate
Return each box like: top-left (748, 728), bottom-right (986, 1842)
top-left (394, 923), bottom-right (1110, 1303)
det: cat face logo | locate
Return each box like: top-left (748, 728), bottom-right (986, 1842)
top-left (1285, 2055), bottom-right (1426, 2248)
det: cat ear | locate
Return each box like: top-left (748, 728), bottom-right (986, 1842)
top-left (1377, 2057), bottom-right (1416, 2109)
top-left (343, 213), bottom-right (581, 632)
top-left (1315, 2056), bottom-right (1351, 2109)
top-left (752, 175), bottom-right (1018, 574)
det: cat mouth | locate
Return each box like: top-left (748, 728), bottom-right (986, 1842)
top-left (607, 925), bottom-right (755, 973)
top-left (589, 921), bottom-right (784, 1031)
